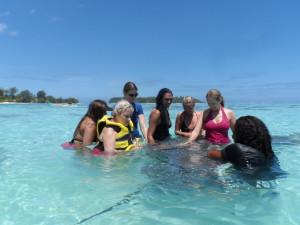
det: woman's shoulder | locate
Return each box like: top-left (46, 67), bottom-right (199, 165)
top-left (202, 108), bottom-right (210, 118)
top-left (194, 110), bottom-right (202, 116)
top-left (84, 117), bottom-right (96, 126)
top-left (133, 101), bottom-right (142, 107)
top-left (149, 108), bottom-right (161, 120)
top-left (133, 101), bottom-right (144, 114)
top-left (102, 125), bottom-right (118, 134)
top-left (175, 111), bottom-right (184, 122)
top-left (223, 107), bottom-right (236, 118)
top-left (223, 107), bottom-right (234, 114)
top-left (176, 111), bottom-right (184, 117)
top-left (150, 108), bottom-right (160, 114)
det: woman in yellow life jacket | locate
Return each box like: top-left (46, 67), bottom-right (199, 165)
top-left (94, 99), bottom-right (141, 152)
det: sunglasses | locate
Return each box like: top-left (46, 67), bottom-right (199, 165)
top-left (129, 94), bottom-right (138, 97)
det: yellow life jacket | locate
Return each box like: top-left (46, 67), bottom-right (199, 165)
top-left (97, 116), bottom-right (135, 151)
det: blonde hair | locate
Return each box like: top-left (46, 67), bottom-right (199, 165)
top-left (113, 99), bottom-right (134, 116)
top-left (182, 96), bottom-right (195, 106)
top-left (206, 89), bottom-right (224, 107)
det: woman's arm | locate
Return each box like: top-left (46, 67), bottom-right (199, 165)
top-left (207, 149), bottom-right (222, 159)
top-left (138, 114), bottom-right (148, 141)
top-left (147, 109), bottom-right (160, 144)
top-left (196, 111), bottom-right (206, 137)
top-left (187, 111), bottom-right (204, 142)
top-left (101, 127), bottom-right (117, 152)
top-left (82, 119), bottom-right (96, 146)
top-left (228, 109), bottom-right (237, 132)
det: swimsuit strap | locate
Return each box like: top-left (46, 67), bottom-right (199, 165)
top-left (220, 106), bottom-right (229, 122)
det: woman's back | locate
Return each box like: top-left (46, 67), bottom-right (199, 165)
top-left (73, 116), bottom-right (97, 146)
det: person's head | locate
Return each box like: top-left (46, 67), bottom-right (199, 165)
top-left (233, 116), bottom-right (274, 158)
top-left (87, 100), bottom-right (111, 123)
top-left (123, 82), bottom-right (138, 104)
top-left (206, 89), bottom-right (224, 111)
top-left (182, 96), bottom-right (195, 115)
top-left (73, 100), bottom-right (110, 138)
top-left (113, 99), bottom-right (134, 126)
top-left (156, 88), bottom-right (173, 109)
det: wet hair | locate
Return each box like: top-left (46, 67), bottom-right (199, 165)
top-left (182, 96), bottom-right (195, 106)
top-left (123, 82), bottom-right (138, 94)
top-left (73, 100), bottom-right (108, 138)
top-left (113, 99), bottom-right (134, 116)
top-left (156, 88), bottom-right (173, 127)
top-left (234, 116), bottom-right (274, 159)
top-left (206, 89), bottom-right (224, 107)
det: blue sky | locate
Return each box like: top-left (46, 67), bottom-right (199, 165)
top-left (1, 0), bottom-right (300, 104)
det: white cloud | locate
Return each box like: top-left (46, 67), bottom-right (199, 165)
top-left (9, 31), bottom-right (19, 36)
top-left (30, 9), bottom-right (37, 15)
top-left (50, 16), bottom-right (63, 22)
top-left (0, 23), bottom-right (7, 32)
top-left (0, 11), bottom-right (10, 17)
top-left (0, 23), bottom-right (19, 36)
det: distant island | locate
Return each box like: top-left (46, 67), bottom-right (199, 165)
top-left (0, 87), bottom-right (79, 104)
top-left (109, 96), bottom-right (204, 103)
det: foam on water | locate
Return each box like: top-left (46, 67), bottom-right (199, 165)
top-left (1, 103), bottom-right (300, 224)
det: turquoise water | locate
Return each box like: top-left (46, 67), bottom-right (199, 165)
top-left (1, 102), bottom-right (300, 225)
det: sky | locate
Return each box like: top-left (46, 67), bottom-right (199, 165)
top-left (1, 0), bottom-right (300, 104)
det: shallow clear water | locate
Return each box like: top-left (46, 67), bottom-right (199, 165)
top-left (1, 103), bottom-right (300, 225)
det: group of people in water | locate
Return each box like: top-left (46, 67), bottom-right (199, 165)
top-left (64, 81), bottom-right (276, 168)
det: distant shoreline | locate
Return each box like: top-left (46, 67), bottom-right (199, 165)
top-left (0, 102), bottom-right (79, 105)
top-left (0, 102), bottom-right (32, 104)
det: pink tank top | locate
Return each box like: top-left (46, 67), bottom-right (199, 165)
top-left (204, 107), bottom-right (230, 144)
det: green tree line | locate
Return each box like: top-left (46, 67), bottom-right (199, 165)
top-left (0, 87), bottom-right (79, 104)
top-left (109, 96), bottom-right (204, 103)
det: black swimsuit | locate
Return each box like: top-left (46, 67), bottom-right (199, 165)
top-left (70, 136), bottom-right (97, 144)
top-left (179, 112), bottom-right (197, 132)
top-left (70, 138), bottom-right (82, 144)
top-left (153, 120), bottom-right (171, 141)
top-left (180, 119), bottom-right (190, 132)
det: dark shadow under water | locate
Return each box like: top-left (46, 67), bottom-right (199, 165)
top-left (142, 138), bottom-right (288, 191)
top-left (72, 137), bottom-right (289, 224)
top-left (272, 132), bottom-right (300, 145)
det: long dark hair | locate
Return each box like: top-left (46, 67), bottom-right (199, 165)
top-left (156, 88), bottom-right (173, 127)
top-left (73, 100), bottom-right (107, 138)
top-left (234, 116), bottom-right (274, 158)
